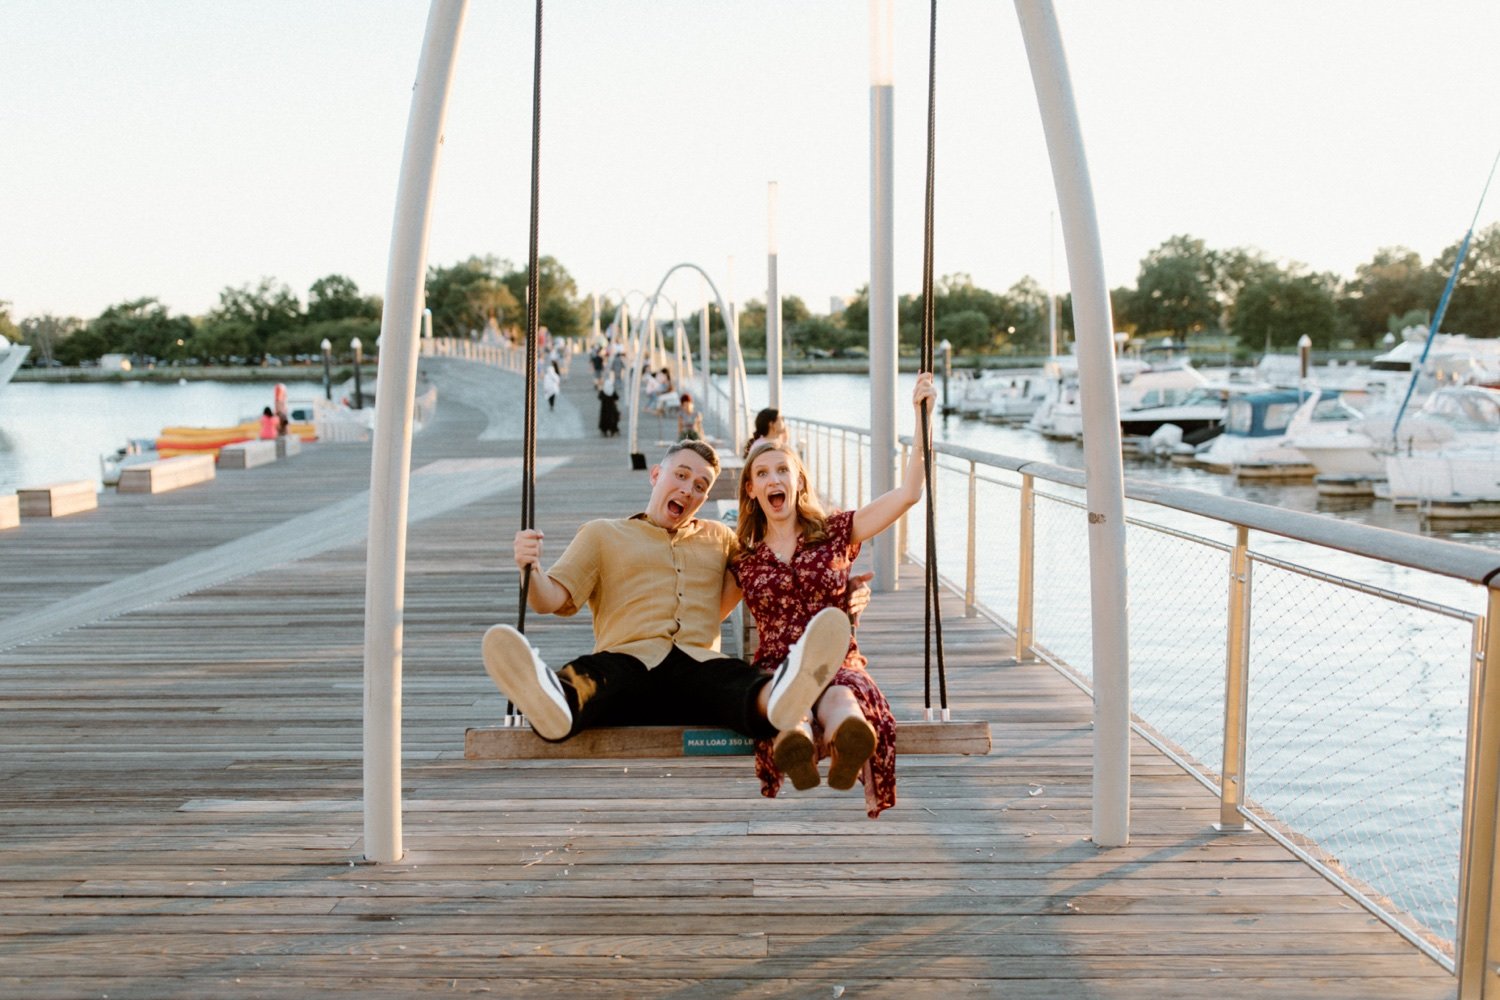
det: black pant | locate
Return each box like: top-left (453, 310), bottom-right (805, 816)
top-left (551, 646), bottom-right (775, 742)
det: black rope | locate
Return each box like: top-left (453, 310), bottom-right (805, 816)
top-left (512, 0), bottom-right (544, 722)
top-left (918, 0), bottom-right (948, 716)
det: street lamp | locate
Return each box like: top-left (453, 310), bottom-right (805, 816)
top-left (321, 338), bottom-right (333, 401)
top-left (350, 337), bottom-right (364, 409)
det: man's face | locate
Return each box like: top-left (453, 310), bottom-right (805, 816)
top-left (646, 450), bottom-right (717, 531)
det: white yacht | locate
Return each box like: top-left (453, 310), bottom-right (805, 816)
top-left (0, 334), bottom-right (31, 394)
top-left (1293, 386), bottom-right (1500, 478)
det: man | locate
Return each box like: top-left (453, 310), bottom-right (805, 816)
top-left (483, 439), bottom-right (850, 742)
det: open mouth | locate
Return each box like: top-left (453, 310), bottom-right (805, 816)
top-left (666, 499), bottom-right (685, 519)
top-left (766, 488), bottom-right (787, 513)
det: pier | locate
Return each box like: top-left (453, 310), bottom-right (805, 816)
top-left (0, 363), bottom-right (1456, 998)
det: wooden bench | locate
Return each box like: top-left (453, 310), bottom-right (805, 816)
top-left (465, 719), bottom-right (993, 760)
top-left (117, 454), bottom-right (216, 494)
top-left (219, 440), bottom-right (279, 469)
top-left (17, 480), bottom-right (98, 518)
top-left (0, 493), bottom-right (18, 530)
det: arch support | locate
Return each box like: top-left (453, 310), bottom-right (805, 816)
top-left (1015, 0), bottom-right (1131, 847)
top-left (363, 0), bottom-right (470, 864)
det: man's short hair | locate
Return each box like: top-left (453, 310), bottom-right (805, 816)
top-left (664, 438), bottom-right (719, 476)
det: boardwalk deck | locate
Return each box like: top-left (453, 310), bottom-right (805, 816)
top-left (0, 363), bottom-right (1455, 998)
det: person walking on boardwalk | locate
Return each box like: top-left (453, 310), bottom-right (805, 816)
top-left (597, 375), bottom-right (620, 436)
top-left (542, 362), bottom-right (561, 411)
top-left (724, 373), bottom-right (936, 818)
top-left (483, 440), bottom-right (852, 750)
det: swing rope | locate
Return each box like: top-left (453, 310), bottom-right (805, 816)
top-left (510, 0), bottom-right (545, 724)
top-left (918, 0), bottom-right (949, 720)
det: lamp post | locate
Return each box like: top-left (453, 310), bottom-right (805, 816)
top-left (321, 338), bottom-right (333, 401)
top-left (351, 337), bottom-right (364, 409)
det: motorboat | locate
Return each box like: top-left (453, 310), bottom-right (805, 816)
top-left (1292, 386), bottom-right (1500, 478)
top-left (1119, 385), bottom-right (1229, 439)
top-left (1028, 355), bottom-right (1203, 441)
top-left (981, 372), bottom-right (1049, 423)
top-left (1195, 387), bottom-right (1361, 475)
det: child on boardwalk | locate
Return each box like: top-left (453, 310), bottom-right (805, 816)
top-left (724, 373), bottom-right (935, 818)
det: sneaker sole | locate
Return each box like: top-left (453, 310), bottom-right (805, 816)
top-left (482, 625), bottom-right (571, 741)
top-left (772, 728), bottom-right (820, 791)
top-left (768, 607), bottom-right (850, 732)
top-left (827, 715), bottom-right (877, 790)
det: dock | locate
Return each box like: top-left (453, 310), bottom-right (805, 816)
top-left (0, 362), bottom-right (1455, 998)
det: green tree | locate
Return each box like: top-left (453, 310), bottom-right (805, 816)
top-left (936, 309), bottom-right (992, 353)
top-left (1131, 234), bottom-right (1220, 337)
top-left (90, 297), bottom-right (195, 363)
top-left (204, 278), bottom-right (302, 358)
top-left (0, 301), bottom-right (18, 344)
top-left (19, 314), bottom-right (84, 366)
top-left (426, 256), bottom-right (518, 339)
top-left (1430, 222), bottom-right (1500, 337)
top-left (1340, 247), bottom-right (1439, 346)
top-left (841, 285), bottom-right (869, 335)
top-left (308, 274), bottom-right (380, 323)
top-left (1229, 267), bottom-right (1340, 349)
top-left (500, 256), bottom-right (585, 340)
top-left (52, 326), bottom-right (110, 366)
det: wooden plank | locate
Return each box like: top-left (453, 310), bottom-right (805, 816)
top-left (16, 480), bottom-right (97, 518)
top-left (0, 364), bottom-right (1455, 998)
top-left (117, 454), bottom-right (216, 494)
top-left (463, 719), bottom-right (992, 759)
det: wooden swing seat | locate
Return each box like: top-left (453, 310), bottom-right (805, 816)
top-left (465, 718), bottom-right (991, 760)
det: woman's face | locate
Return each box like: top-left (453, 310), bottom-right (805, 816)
top-left (770, 416), bottom-right (787, 440)
top-left (746, 448), bottom-right (801, 524)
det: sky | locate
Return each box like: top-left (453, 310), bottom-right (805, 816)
top-left (4, 0), bottom-right (1499, 324)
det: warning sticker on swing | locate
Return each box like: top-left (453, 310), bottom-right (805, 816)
top-left (682, 729), bottom-right (755, 756)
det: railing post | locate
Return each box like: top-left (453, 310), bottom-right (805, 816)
top-left (1016, 473), bottom-right (1035, 663)
top-left (1215, 524), bottom-right (1252, 832)
top-left (1457, 588), bottom-right (1500, 997)
top-left (841, 430), bottom-right (849, 510)
top-left (897, 440), bottom-right (910, 565)
top-left (964, 460), bottom-right (977, 617)
top-left (857, 435), bottom-right (866, 508)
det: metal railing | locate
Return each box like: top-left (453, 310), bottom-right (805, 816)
top-left (420, 336), bottom-right (525, 374)
top-left (783, 411), bottom-right (1500, 990)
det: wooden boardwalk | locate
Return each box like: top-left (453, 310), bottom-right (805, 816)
top-left (0, 363), bottom-right (1456, 998)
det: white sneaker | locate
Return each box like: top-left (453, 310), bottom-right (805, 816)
top-left (482, 624), bottom-right (572, 740)
top-left (765, 607), bottom-right (850, 731)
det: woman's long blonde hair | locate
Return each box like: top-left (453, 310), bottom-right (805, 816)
top-left (734, 439), bottom-right (828, 561)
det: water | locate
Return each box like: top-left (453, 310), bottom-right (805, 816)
top-left (0, 381), bottom-right (306, 492)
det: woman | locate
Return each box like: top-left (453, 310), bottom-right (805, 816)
top-left (676, 393), bottom-right (703, 441)
top-left (597, 375), bottom-right (620, 437)
top-left (724, 373), bottom-right (935, 818)
top-left (743, 407), bottom-right (787, 457)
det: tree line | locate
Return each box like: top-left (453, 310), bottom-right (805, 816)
top-left (5, 226), bottom-right (1498, 367)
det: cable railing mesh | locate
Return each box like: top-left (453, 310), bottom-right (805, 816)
top-left (1240, 557), bottom-right (1472, 951)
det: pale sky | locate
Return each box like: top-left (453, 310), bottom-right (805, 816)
top-left (4, 1), bottom-right (1499, 323)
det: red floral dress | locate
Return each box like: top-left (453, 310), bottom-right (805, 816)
top-left (733, 510), bottom-right (897, 818)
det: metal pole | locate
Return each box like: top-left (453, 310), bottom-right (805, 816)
top-left (1457, 589), bottom-right (1500, 996)
top-left (363, 0), bottom-right (468, 864)
top-left (965, 460), bottom-right (977, 617)
top-left (351, 337), bottom-right (364, 409)
top-left (868, 0), bottom-right (898, 593)
top-left (1016, 0), bottom-right (1132, 847)
top-left (767, 181), bottom-right (782, 411)
top-left (700, 296), bottom-right (711, 428)
top-left (1016, 473), bottom-right (1035, 663)
top-left (321, 338), bottom-right (333, 402)
top-left (1216, 525), bottom-right (1252, 832)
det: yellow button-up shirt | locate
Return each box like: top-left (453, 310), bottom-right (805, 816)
top-left (545, 514), bottom-right (735, 668)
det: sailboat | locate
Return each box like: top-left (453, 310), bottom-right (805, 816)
top-left (0, 335), bottom-right (31, 395)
